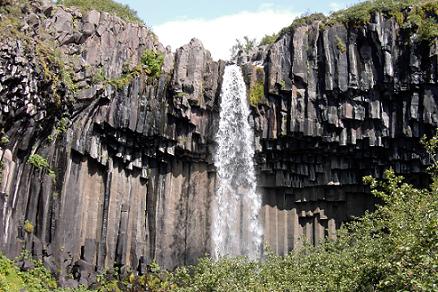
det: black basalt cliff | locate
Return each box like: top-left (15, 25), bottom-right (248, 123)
top-left (0, 0), bottom-right (436, 286)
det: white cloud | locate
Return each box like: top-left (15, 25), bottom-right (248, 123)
top-left (154, 8), bottom-right (299, 61)
top-left (329, 2), bottom-right (341, 11)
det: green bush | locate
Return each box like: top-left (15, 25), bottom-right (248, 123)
top-left (27, 154), bottom-right (56, 180)
top-left (23, 220), bottom-right (34, 234)
top-left (141, 49), bottom-right (164, 79)
top-left (277, 1), bottom-right (437, 44)
top-left (0, 252), bottom-right (58, 291)
top-left (56, 0), bottom-right (143, 25)
top-left (108, 49), bottom-right (164, 89)
top-left (249, 80), bottom-right (264, 106)
top-left (335, 36), bottom-right (347, 53)
top-left (259, 33), bottom-right (278, 46)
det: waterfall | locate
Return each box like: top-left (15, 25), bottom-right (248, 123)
top-left (212, 64), bottom-right (262, 260)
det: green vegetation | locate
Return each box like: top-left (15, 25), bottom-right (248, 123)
top-left (27, 154), bottom-right (56, 180)
top-left (0, 135), bottom-right (9, 146)
top-left (48, 117), bottom-right (70, 143)
top-left (335, 35), bottom-right (347, 53)
top-left (276, 1), bottom-right (437, 43)
top-left (231, 36), bottom-right (257, 59)
top-left (0, 1), bottom-right (77, 110)
top-left (0, 252), bottom-right (57, 291)
top-left (278, 13), bottom-right (326, 38)
top-left (92, 67), bottom-right (106, 84)
top-left (328, 0), bottom-right (438, 42)
top-left (279, 80), bottom-right (286, 90)
top-left (56, 0), bottom-right (143, 25)
top-left (140, 49), bottom-right (165, 79)
top-left (249, 80), bottom-right (264, 106)
top-left (23, 220), bottom-right (34, 234)
top-left (259, 33), bottom-right (278, 46)
top-left (36, 44), bottom-right (77, 108)
top-left (108, 49), bottom-right (164, 89)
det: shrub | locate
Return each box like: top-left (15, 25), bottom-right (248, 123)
top-left (108, 49), bottom-right (164, 89)
top-left (141, 49), bottom-right (164, 79)
top-left (278, 13), bottom-right (326, 38)
top-left (23, 220), bottom-right (33, 234)
top-left (276, 1), bottom-right (437, 44)
top-left (28, 154), bottom-right (50, 170)
top-left (56, 0), bottom-right (143, 25)
top-left (0, 136), bottom-right (9, 146)
top-left (249, 80), bottom-right (264, 106)
top-left (259, 33), bottom-right (278, 46)
top-left (1, 250), bottom-right (58, 291)
top-left (335, 36), bottom-right (347, 53)
top-left (27, 154), bottom-right (56, 180)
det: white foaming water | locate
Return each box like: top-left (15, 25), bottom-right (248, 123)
top-left (212, 64), bottom-right (262, 260)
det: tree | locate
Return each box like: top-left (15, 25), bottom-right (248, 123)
top-left (230, 36), bottom-right (256, 60)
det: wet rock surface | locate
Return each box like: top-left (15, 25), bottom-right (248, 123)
top-left (0, 0), bottom-right (436, 285)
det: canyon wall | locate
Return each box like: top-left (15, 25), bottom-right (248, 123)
top-left (0, 0), bottom-right (436, 286)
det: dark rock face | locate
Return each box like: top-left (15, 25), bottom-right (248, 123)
top-left (0, 2), bottom-right (223, 282)
top-left (0, 1), bottom-right (436, 284)
top-left (247, 15), bottom-right (437, 253)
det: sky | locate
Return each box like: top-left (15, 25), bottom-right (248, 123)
top-left (118, 0), bottom-right (360, 60)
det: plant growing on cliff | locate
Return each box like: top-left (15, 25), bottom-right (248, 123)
top-left (0, 251), bottom-right (58, 291)
top-left (141, 49), bottom-right (165, 79)
top-left (27, 154), bottom-right (56, 180)
top-left (230, 36), bottom-right (257, 60)
top-left (56, 0), bottom-right (144, 25)
top-left (48, 117), bottom-right (70, 143)
top-left (108, 49), bottom-right (164, 89)
top-left (259, 33), bottom-right (278, 46)
top-left (335, 36), bottom-right (347, 53)
top-left (23, 220), bottom-right (34, 234)
top-left (249, 80), bottom-right (264, 107)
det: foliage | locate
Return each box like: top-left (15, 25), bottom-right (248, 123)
top-left (0, 135), bottom-right (9, 146)
top-left (327, 0), bottom-right (438, 42)
top-left (275, 0), bottom-right (437, 44)
top-left (259, 33), bottom-right (278, 46)
top-left (0, 252), bottom-right (58, 291)
top-left (249, 80), bottom-right (264, 107)
top-left (48, 117), bottom-right (70, 143)
top-left (230, 36), bottom-right (257, 60)
top-left (23, 220), bottom-right (34, 234)
top-left (56, 0), bottom-right (143, 25)
top-left (35, 44), bottom-right (77, 108)
top-left (27, 154), bottom-right (56, 180)
top-left (335, 35), bottom-right (347, 53)
top-left (108, 49), bottom-right (164, 89)
top-left (278, 13), bottom-right (326, 38)
top-left (140, 49), bottom-right (165, 78)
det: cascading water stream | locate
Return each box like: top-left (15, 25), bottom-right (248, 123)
top-left (212, 64), bottom-right (262, 260)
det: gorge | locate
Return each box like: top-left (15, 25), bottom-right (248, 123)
top-left (0, 0), bottom-right (437, 288)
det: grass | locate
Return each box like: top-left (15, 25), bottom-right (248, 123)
top-left (56, 0), bottom-right (144, 25)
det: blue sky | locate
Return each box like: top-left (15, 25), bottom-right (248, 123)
top-left (118, 0), bottom-right (360, 60)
